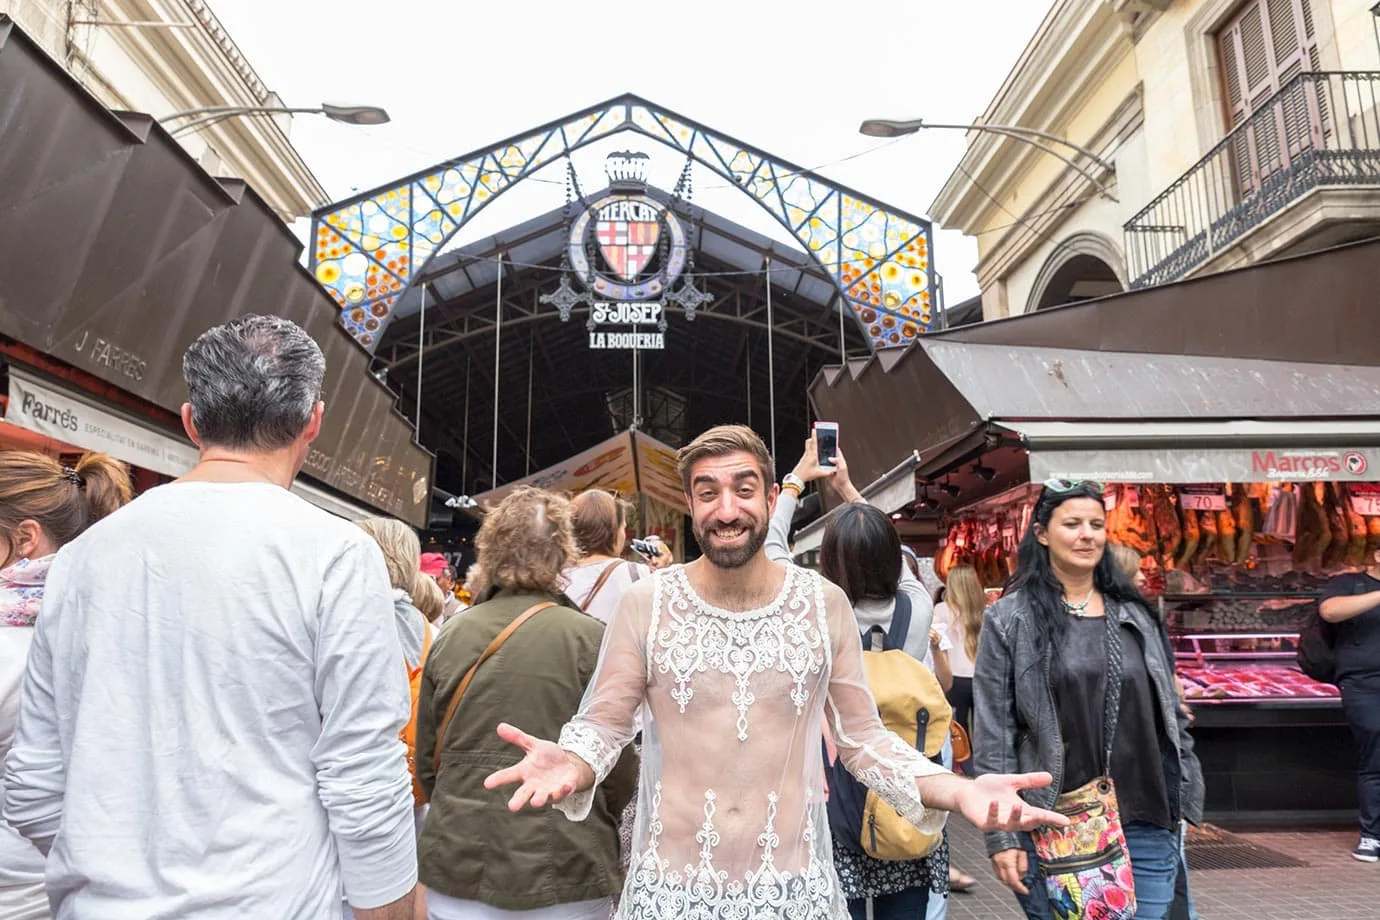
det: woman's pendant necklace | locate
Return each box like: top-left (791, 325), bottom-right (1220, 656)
top-left (1064, 589), bottom-right (1095, 617)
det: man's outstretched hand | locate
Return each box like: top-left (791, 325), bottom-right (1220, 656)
top-left (482, 722), bottom-right (593, 811)
top-left (954, 772), bottom-right (1069, 833)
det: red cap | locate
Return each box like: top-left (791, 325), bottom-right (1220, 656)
top-left (419, 553), bottom-right (449, 578)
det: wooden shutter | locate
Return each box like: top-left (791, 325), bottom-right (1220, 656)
top-left (1216, 0), bottom-right (1320, 192)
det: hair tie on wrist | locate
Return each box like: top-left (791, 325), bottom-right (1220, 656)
top-left (62, 467), bottom-right (85, 488)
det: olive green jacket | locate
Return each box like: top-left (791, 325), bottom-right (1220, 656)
top-left (415, 588), bottom-right (638, 908)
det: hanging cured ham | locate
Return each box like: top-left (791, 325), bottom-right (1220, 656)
top-left (1176, 504), bottom-right (1200, 569)
top-left (1322, 483), bottom-right (1351, 570)
top-left (1197, 511), bottom-right (1218, 564)
top-left (1148, 485), bottom-right (1182, 565)
top-left (1232, 484), bottom-right (1264, 564)
top-left (1343, 485), bottom-right (1369, 567)
top-left (1215, 504), bottom-right (1236, 562)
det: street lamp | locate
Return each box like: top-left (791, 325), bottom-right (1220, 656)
top-left (159, 102), bottom-right (390, 138)
top-left (859, 116), bottom-right (1118, 201)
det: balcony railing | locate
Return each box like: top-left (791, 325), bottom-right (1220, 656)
top-left (1124, 72), bottom-right (1380, 288)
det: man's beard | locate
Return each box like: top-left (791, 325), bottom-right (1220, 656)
top-left (694, 518), bottom-right (768, 569)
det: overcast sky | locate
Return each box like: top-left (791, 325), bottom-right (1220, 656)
top-left (209, 0), bottom-right (1053, 305)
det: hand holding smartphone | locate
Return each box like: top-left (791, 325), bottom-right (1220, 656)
top-left (813, 421), bottom-right (839, 473)
top-left (630, 536), bottom-right (660, 559)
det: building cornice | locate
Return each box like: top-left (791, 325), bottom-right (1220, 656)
top-left (181, 0), bottom-right (268, 103)
top-left (88, 0), bottom-right (327, 217)
top-left (973, 85), bottom-right (1144, 290)
top-left (929, 0), bottom-right (1132, 232)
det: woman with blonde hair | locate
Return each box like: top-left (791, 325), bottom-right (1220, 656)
top-left (411, 571), bottom-right (447, 628)
top-left (354, 517), bottom-right (430, 672)
top-left (415, 486), bottom-right (637, 920)
top-left (1, 450), bottom-right (132, 919)
top-left (1109, 543), bottom-right (1148, 592)
top-left (938, 564), bottom-right (986, 739)
top-left (352, 515), bottom-right (433, 866)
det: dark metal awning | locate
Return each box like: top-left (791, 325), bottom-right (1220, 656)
top-left (0, 17), bottom-right (434, 525)
top-left (809, 237), bottom-right (1380, 505)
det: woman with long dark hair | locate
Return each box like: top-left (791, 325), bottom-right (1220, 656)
top-left (973, 481), bottom-right (1203, 920)
top-left (767, 437), bottom-right (951, 920)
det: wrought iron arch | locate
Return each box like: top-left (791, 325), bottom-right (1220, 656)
top-left (310, 93), bottom-right (936, 353)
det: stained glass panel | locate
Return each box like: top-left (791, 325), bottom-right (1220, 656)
top-left (310, 95), bottom-right (934, 352)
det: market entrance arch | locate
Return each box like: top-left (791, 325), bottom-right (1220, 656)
top-left (308, 95), bottom-right (941, 542)
top-left (310, 94), bottom-right (937, 354)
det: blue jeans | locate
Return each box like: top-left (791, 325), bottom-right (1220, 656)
top-left (1013, 822), bottom-right (1180, 920)
top-left (1168, 819), bottom-right (1200, 920)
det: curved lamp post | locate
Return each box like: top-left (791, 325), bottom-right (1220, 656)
top-left (859, 117), bottom-right (1118, 202)
top-left (159, 103), bottom-right (390, 138)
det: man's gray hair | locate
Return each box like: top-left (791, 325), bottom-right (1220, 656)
top-left (182, 315), bottom-right (326, 450)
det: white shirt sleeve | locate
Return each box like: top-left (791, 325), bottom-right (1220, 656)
top-left (2, 597), bottom-right (65, 855)
top-left (311, 538), bottom-right (418, 909)
top-left (765, 490), bottom-right (799, 564)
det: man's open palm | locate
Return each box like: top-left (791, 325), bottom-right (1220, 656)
top-left (957, 772), bottom-right (1069, 832)
top-left (482, 722), bottom-right (587, 811)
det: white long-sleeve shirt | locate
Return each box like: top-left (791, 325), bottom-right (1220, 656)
top-left (2, 482), bottom-right (418, 919)
top-left (1, 626), bottom-right (47, 920)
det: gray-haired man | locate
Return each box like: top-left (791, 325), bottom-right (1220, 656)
top-left (3, 316), bottom-right (419, 918)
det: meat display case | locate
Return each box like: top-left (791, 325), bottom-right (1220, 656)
top-left (1160, 589), bottom-right (1354, 819)
top-left (1160, 591), bottom-right (1341, 720)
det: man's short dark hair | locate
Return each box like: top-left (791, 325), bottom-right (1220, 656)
top-left (182, 315), bottom-right (326, 451)
top-left (676, 425), bottom-right (775, 494)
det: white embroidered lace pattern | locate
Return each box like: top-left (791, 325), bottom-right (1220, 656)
top-left (651, 565), bottom-right (824, 741)
top-left (623, 782), bottom-right (837, 920)
top-left (556, 563), bottom-right (950, 920)
top-left (558, 721), bottom-right (619, 781)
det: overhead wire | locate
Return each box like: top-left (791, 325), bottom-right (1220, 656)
top-left (953, 161), bottom-right (1060, 250)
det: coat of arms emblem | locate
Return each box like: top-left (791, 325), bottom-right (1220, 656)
top-left (541, 151), bottom-right (713, 346)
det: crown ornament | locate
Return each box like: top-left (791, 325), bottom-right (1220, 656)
top-left (605, 151), bottom-right (650, 191)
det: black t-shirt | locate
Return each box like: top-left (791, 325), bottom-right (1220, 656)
top-left (1051, 616), bottom-right (1173, 829)
top-left (1319, 571), bottom-right (1380, 684)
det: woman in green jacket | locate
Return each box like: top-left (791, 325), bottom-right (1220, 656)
top-left (415, 486), bottom-right (638, 920)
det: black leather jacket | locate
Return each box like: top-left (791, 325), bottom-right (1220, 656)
top-left (972, 589), bottom-right (1205, 857)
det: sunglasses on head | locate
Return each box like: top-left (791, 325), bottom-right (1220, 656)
top-left (1042, 478), bottom-right (1104, 495)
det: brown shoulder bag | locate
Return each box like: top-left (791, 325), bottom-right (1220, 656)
top-left (431, 601), bottom-right (555, 772)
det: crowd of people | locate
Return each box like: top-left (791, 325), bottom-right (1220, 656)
top-left (0, 312), bottom-right (1374, 920)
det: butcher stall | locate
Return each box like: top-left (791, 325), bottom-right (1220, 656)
top-left (807, 239), bottom-right (1380, 822)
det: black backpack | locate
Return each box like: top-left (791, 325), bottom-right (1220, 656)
top-left (1296, 611), bottom-right (1337, 684)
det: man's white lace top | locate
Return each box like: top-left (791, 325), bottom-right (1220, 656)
top-left (557, 563), bottom-right (949, 920)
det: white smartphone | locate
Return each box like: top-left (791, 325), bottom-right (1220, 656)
top-left (813, 421), bottom-right (839, 472)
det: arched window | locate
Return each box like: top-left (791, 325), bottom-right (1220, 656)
top-left (1026, 233), bottom-right (1128, 312)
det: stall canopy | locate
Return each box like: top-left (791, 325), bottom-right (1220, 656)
top-left (0, 18), bottom-right (433, 526)
top-left (810, 237), bottom-right (1380, 510)
top-left (474, 430), bottom-right (688, 515)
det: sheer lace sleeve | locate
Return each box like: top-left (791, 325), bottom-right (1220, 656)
top-left (555, 577), bottom-right (650, 820)
top-left (819, 577), bottom-right (949, 835)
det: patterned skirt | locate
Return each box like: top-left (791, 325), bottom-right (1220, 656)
top-left (830, 831), bottom-right (950, 901)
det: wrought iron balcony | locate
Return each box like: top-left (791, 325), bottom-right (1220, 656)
top-left (1124, 72), bottom-right (1380, 288)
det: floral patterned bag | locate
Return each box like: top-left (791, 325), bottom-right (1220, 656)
top-left (1030, 615), bottom-right (1136, 920)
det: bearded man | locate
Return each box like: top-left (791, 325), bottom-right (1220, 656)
top-left (485, 425), bottom-right (1066, 920)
